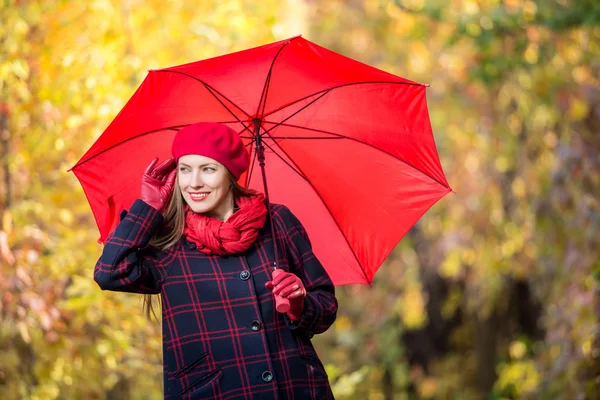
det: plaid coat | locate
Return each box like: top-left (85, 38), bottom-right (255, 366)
top-left (94, 200), bottom-right (337, 399)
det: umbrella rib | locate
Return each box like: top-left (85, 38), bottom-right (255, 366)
top-left (262, 91), bottom-right (331, 137)
top-left (153, 69), bottom-right (253, 134)
top-left (262, 136), bottom-right (345, 140)
top-left (260, 140), bottom-right (309, 182)
top-left (71, 124), bottom-right (192, 169)
top-left (261, 129), bottom-right (371, 284)
top-left (245, 137), bottom-right (257, 187)
top-left (255, 36), bottom-right (296, 118)
top-left (257, 70), bottom-right (272, 118)
top-left (264, 122), bottom-right (451, 190)
top-left (202, 83), bottom-right (254, 135)
top-left (263, 80), bottom-right (423, 119)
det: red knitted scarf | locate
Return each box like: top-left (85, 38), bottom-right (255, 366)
top-left (183, 193), bottom-right (267, 255)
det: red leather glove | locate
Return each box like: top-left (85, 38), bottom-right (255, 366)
top-left (141, 157), bottom-right (177, 213)
top-left (266, 271), bottom-right (306, 321)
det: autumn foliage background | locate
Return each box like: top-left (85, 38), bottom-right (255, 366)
top-left (1, 0), bottom-right (599, 399)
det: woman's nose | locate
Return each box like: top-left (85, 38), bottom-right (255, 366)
top-left (189, 171), bottom-right (204, 188)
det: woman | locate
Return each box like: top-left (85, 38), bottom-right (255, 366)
top-left (94, 122), bottom-right (338, 399)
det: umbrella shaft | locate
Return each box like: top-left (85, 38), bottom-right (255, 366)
top-left (253, 119), bottom-right (280, 270)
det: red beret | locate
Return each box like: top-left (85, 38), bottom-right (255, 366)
top-left (171, 122), bottom-right (249, 179)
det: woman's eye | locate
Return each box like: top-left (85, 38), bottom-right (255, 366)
top-left (203, 167), bottom-right (215, 172)
top-left (179, 167), bottom-right (189, 172)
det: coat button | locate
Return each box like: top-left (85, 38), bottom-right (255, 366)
top-left (239, 270), bottom-right (251, 280)
top-left (250, 320), bottom-right (261, 331)
top-left (261, 370), bottom-right (273, 382)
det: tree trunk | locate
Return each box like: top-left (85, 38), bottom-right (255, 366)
top-left (0, 104), bottom-right (9, 209)
top-left (474, 312), bottom-right (497, 395)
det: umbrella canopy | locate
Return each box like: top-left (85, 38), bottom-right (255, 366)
top-left (71, 35), bottom-right (451, 286)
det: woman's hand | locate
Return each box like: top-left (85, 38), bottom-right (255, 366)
top-left (141, 157), bottom-right (177, 213)
top-left (266, 271), bottom-right (306, 321)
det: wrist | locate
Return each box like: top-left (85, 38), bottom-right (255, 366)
top-left (141, 199), bottom-right (162, 212)
top-left (286, 297), bottom-right (305, 321)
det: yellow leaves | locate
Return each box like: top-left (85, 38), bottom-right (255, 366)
top-left (9, 59), bottom-right (30, 80)
top-left (330, 365), bottom-right (371, 397)
top-left (494, 360), bottom-right (539, 396)
top-left (524, 43), bottom-right (539, 64)
top-left (565, 45), bottom-right (582, 64)
top-left (572, 65), bottom-right (591, 84)
top-left (509, 340), bottom-right (527, 359)
top-left (568, 98), bottom-right (589, 121)
top-left (0, 212), bottom-right (15, 264)
top-left (18, 321), bottom-right (31, 343)
top-left (581, 338), bottom-right (592, 357)
top-left (531, 104), bottom-right (555, 131)
top-left (13, 17), bottom-right (30, 36)
top-left (2, 210), bottom-right (12, 234)
top-left (50, 357), bottom-right (66, 382)
top-left (440, 250), bottom-right (462, 279)
top-left (96, 340), bottom-right (111, 356)
top-left (30, 383), bottom-right (60, 400)
top-left (441, 285), bottom-right (462, 319)
top-left (523, 1), bottom-right (537, 21)
top-left (511, 177), bottom-right (526, 199)
top-left (90, 0), bottom-right (116, 13)
top-left (479, 16), bottom-right (493, 30)
top-left (494, 155), bottom-right (511, 173)
top-left (508, 113), bottom-right (522, 134)
top-left (503, 0), bottom-right (521, 9)
top-left (417, 376), bottom-right (438, 398)
top-left (65, 115), bottom-right (84, 129)
top-left (466, 22), bottom-right (481, 37)
top-left (55, 138), bottom-right (65, 151)
top-left (335, 315), bottom-right (352, 332)
top-left (409, 42), bottom-right (431, 74)
top-left (397, 286), bottom-right (427, 329)
top-left (396, 0), bottom-right (425, 12)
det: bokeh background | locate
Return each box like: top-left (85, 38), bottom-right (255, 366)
top-left (1, 0), bottom-right (599, 398)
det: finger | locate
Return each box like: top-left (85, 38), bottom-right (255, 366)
top-left (279, 284), bottom-right (304, 297)
top-left (265, 281), bottom-right (274, 290)
top-left (164, 169), bottom-right (177, 188)
top-left (278, 284), bottom-right (302, 298)
top-left (273, 276), bottom-right (297, 293)
top-left (273, 277), bottom-right (299, 295)
top-left (271, 271), bottom-right (291, 286)
top-left (153, 158), bottom-right (177, 178)
top-left (143, 157), bottom-right (159, 176)
top-left (287, 289), bottom-right (305, 299)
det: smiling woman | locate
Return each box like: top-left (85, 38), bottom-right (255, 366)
top-left (93, 122), bottom-right (338, 399)
top-left (177, 156), bottom-right (234, 219)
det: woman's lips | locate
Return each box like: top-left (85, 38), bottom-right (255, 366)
top-left (189, 192), bottom-right (209, 202)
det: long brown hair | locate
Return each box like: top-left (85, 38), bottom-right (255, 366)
top-left (142, 173), bottom-right (258, 320)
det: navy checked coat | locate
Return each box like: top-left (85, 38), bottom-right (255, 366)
top-left (94, 199), bottom-right (338, 399)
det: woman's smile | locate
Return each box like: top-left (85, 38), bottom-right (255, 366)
top-left (188, 192), bottom-right (210, 201)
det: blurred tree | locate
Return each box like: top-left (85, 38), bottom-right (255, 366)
top-left (0, 0), bottom-right (287, 398)
top-left (310, 0), bottom-right (600, 398)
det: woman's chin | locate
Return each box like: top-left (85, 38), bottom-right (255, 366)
top-left (186, 201), bottom-right (214, 215)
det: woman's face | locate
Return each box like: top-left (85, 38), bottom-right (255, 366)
top-left (177, 155), bottom-right (233, 220)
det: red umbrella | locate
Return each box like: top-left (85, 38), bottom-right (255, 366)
top-left (71, 35), bottom-right (451, 286)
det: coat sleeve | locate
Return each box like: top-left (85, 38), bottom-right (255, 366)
top-left (94, 199), bottom-right (173, 294)
top-left (276, 205), bottom-right (338, 337)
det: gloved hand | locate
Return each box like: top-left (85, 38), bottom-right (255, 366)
top-left (266, 270), bottom-right (306, 321)
top-left (141, 157), bottom-right (177, 213)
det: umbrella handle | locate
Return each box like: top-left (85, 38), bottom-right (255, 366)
top-left (272, 269), bottom-right (291, 313)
